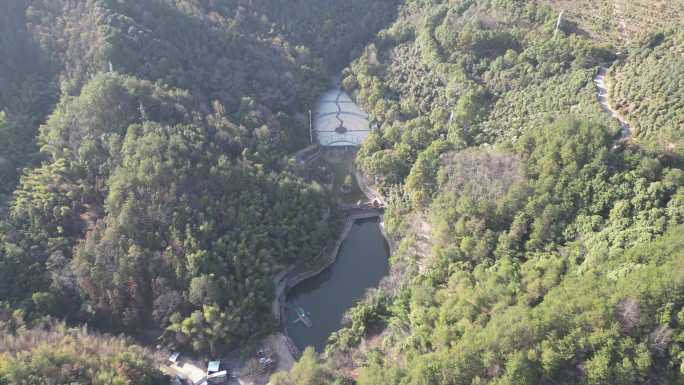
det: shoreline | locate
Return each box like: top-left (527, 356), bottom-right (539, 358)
top-left (272, 163), bottom-right (389, 323)
top-left (285, 211), bottom-right (383, 291)
top-left (269, 71), bottom-right (388, 371)
top-left (354, 165), bottom-right (397, 255)
top-left (268, 210), bottom-right (383, 373)
top-left (273, 209), bottom-right (383, 326)
top-left (269, 165), bottom-right (389, 372)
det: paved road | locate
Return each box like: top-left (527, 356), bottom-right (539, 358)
top-left (594, 67), bottom-right (631, 140)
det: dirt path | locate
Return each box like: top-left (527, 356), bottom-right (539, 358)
top-left (161, 358), bottom-right (207, 384)
top-left (353, 167), bottom-right (385, 206)
top-left (612, 0), bottom-right (630, 45)
top-left (593, 67), bottom-right (631, 141)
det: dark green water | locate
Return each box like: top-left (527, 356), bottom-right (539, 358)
top-left (285, 218), bottom-right (389, 352)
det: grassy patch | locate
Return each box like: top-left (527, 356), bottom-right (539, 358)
top-left (322, 149), bottom-right (367, 205)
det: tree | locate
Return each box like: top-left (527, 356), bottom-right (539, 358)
top-left (270, 348), bottom-right (333, 385)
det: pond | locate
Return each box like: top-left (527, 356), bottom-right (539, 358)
top-left (285, 218), bottom-right (389, 352)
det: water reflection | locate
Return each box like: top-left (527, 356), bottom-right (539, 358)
top-left (285, 218), bottom-right (389, 352)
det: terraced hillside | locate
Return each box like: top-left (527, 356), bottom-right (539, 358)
top-left (611, 29), bottom-right (684, 154)
top-left (549, 0), bottom-right (683, 46)
top-left (344, 0), bottom-right (617, 187)
top-left (619, 0), bottom-right (683, 41)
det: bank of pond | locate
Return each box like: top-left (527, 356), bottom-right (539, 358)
top-left (284, 217), bottom-right (389, 352)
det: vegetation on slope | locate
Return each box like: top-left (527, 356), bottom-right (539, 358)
top-left (274, 119), bottom-right (684, 385)
top-left (177, 0), bottom-right (400, 69)
top-left (25, 0), bottom-right (327, 143)
top-left (1, 71), bottom-right (338, 354)
top-left (549, 0), bottom-right (683, 46)
top-left (1, 0), bottom-right (682, 383)
top-left (0, 309), bottom-right (166, 385)
top-left (346, 0), bottom-right (615, 190)
top-left (0, 0), bottom-right (56, 198)
top-left (270, 1), bottom-right (684, 384)
top-left (2, 0), bottom-right (399, 196)
top-left (0, 0), bottom-right (396, 357)
top-left (275, 225), bottom-right (684, 385)
top-left (610, 29), bottom-right (684, 155)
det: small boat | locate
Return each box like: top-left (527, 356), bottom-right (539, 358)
top-left (293, 305), bottom-right (312, 327)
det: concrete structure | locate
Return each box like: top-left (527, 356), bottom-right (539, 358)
top-left (313, 84), bottom-right (371, 147)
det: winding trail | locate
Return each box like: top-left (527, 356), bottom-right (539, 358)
top-left (612, 0), bottom-right (631, 46)
top-left (593, 67), bottom-right (631, 141)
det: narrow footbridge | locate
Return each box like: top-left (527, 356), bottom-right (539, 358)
top-left (339, 201), bottom-right (385, 218)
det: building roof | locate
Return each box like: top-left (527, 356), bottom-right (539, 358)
top-left (207, 361), bottom-right (220, 373)
top-left (207, 371), bottom-right (227, 379)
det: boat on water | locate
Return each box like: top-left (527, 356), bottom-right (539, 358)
top-left (293, 306), bottom-right (312, 327)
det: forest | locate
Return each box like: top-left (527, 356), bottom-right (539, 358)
top-left (271, 1), bottom-right (684, 384)
top-left (0, 0), bottom-right (395, 369)
top-left (0, 307), bottom-right (165, 385)
top-left (0, 0), bottom-right (682, 384)
top-left (611, 29), bottom-right (684, 154)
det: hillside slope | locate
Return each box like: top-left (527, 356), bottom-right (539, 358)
top-left (0, 312), bottom-right (165, 385)
top-left (271, 1), bottom-right (684, 384)
top-left (0, 0), bottom-right (396, 357)
top-left (549, 0), bottom-right (683, 46)
top-left (610, 30), bottom-right (684, 153)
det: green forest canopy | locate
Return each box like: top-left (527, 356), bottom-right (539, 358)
top-left (0, 0), bottom-right (683, 384)
top-left (270, 1), bottom-right (684, 384)
top-left (0, 0), bottom-right (396, 357)
top-left (0, 310), bottom-right (166, 385)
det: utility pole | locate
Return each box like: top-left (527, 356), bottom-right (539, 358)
top-left (446, 99), bottom-right (453, 126)
top-left (309, 109), bottom-right (313, 144)
top-left (554, 11), bottom-right (564, 37)
top-left (139, 101), bottom-right (147, 120)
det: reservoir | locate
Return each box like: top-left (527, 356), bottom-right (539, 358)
top-left (285, 217), bottom-right (389, 352)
